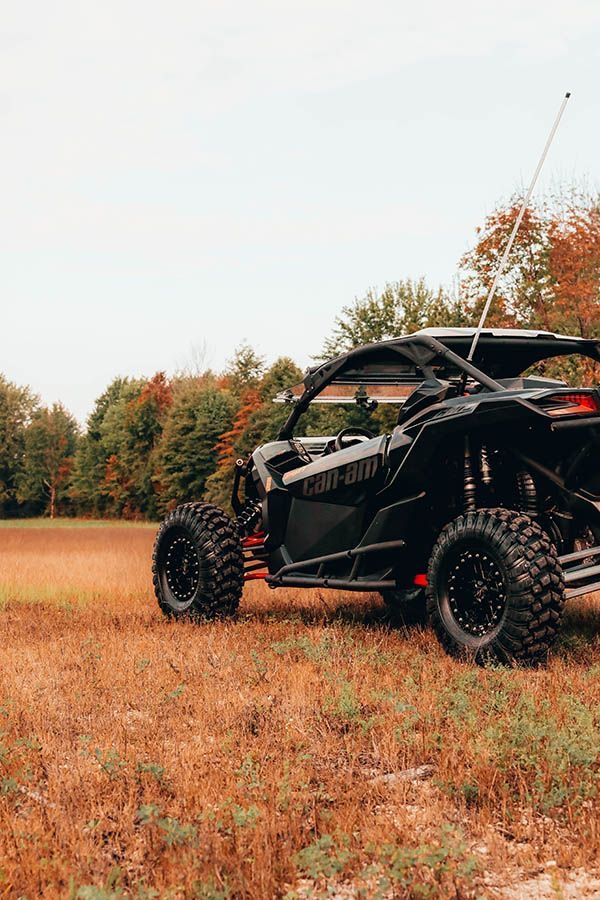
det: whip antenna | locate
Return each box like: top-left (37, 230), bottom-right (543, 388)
top-left (467, 91), bottom-right (571, 362)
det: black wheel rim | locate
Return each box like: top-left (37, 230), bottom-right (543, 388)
top-left (442, 545), bottom-right (507, 639)
top-left (160, 527), bottom-right (202, 608)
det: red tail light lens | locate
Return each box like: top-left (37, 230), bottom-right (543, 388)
top-left (544, 392), bottom-right (599, 417)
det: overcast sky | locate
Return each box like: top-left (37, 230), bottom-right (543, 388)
top-left (2, 1), bottom-right (599, 421)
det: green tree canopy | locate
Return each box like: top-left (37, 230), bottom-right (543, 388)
top-left (319, 278), bottom-right (465, 359)
top-left (225, 342), bottom-right (266, 391)
top-left (17, 403), bottom-right (78, 518)
top-left (100, 373), bottom-right (173, 519)
top-left (70, 377), bottom-right (131, 516)
top-left (71, 374), bottom-right (173, 519)
top-left (0, 375), bottom-right (37, 516)
top-left (204, 357), bottom-right (303, 511)
top-left (156, 377), bottom-right (237, 513)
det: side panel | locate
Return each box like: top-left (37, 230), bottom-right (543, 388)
top-left (279, 436), bottom-right (387, 562)
top-left (284, 498), bottom-right (363, 561)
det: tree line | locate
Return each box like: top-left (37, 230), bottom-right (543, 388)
top-left (1, 190), bottom-right (598, 519)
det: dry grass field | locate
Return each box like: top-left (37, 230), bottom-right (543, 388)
top-left (0, 525), bottom-right (598, 898)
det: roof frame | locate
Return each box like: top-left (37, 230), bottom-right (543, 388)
top-left (278, 334), bottom-right (504, 439)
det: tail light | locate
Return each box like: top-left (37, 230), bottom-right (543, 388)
top-left (542, 392), bottom-right (600, 417)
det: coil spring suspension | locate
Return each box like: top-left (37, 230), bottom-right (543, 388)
top-left (237, 500), bottom-right (262, 536)
top-left (463, 437), bottom-right (477, 513)
top-left (516, 470), bottom-right (538, 515)
top-left (480, 445), bottom-right (493, 487)
top-left (463, 439), bottom-right (538, 517)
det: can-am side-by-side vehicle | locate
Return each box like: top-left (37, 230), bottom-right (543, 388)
top-left (152, 327), bottom-right (600, 664)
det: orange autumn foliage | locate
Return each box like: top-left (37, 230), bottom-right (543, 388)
top-left (461, 194), bottom-right (600, 341)
top-left (215, 388), bottom-right (262, 467)
top-left (134, 371), bottom-right (174, 415)
top-left (549, 202), bottom-right (600, 338)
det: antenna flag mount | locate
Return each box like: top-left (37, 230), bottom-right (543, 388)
top-left (466, 91), bottom-right (572, 363)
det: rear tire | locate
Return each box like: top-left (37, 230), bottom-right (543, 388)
top-left (426, 508), bottom-right (564, 665)
top-left (153, 502), bottom-right (243, 620)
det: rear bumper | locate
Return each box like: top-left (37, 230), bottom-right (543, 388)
top-left (559, 546), bottom-right (600, 599)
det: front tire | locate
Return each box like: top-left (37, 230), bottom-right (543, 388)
top-left (153, 502), bottom-right (244, 620)
top-left (427, 509), bottom-right (564, 665)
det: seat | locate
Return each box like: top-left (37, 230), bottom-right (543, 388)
top-left (397, 378), bottom-right (451, 426)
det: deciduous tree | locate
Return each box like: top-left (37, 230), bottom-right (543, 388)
top-left (460, 200), bottom-right (555, 330)
top-left (0, 375), bottom-right (37, 517)
top-left (319, 279), bottom-right (463, 359)
top-left (205, 358), bottom-right (303, 511)
top-left (548, 197), bottom-right (600, 338)
top-left (18, 404), bottom-right (78, 518)
top-left (156, 377), bottom-right (236, 513)
top-left (100, 373), bottom-right (173, 519)
top-left (460, 190), bottom-right (600, 384)
top-left (70, 377), bottom-right (131, 517)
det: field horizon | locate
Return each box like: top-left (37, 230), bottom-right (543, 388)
top-left (0, 517), bottom-right (158, 529)
top-left (0, 523), bottom-right (598, 898)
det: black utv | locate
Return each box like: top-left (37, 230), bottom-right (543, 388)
top-left (153, 328), bottom-right (600, 665)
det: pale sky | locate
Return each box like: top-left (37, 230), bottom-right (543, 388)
top-left (2, 1), bottom-right (599, 421)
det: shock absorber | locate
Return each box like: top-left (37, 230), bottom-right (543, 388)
top-left (480, 445), bottom-right (493, 488)
top-left (516, 471), bottom-right (538, 515)
top-left (237, 500), bottom-right (262, 536)
top-left (464, 436), bottom-right (477, 513)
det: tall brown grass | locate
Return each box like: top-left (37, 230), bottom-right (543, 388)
top-left (0, 526), bottom-right (598, 898)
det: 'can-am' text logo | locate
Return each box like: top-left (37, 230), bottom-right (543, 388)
top-left (302, 457), bottom-right (378, 497)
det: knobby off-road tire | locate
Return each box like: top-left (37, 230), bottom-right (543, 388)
top-left (153, 502), bottom-right (244, 620)
top-left (380, 587), bottom-right (427, 626)
top-left (426, 508), bottom-right (565, 665)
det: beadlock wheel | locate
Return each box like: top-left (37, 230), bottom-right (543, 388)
top-left (158, 527), bottom-right (202, 610)
top-left (442, 544), bottom-right (507, 639)
top-left (427, 508), bottom-right (565, 665)
top-left (152, 502), bottom-right (244, 620)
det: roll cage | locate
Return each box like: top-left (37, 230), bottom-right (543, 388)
top-left (277, 329), bottom-right (600, 440)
